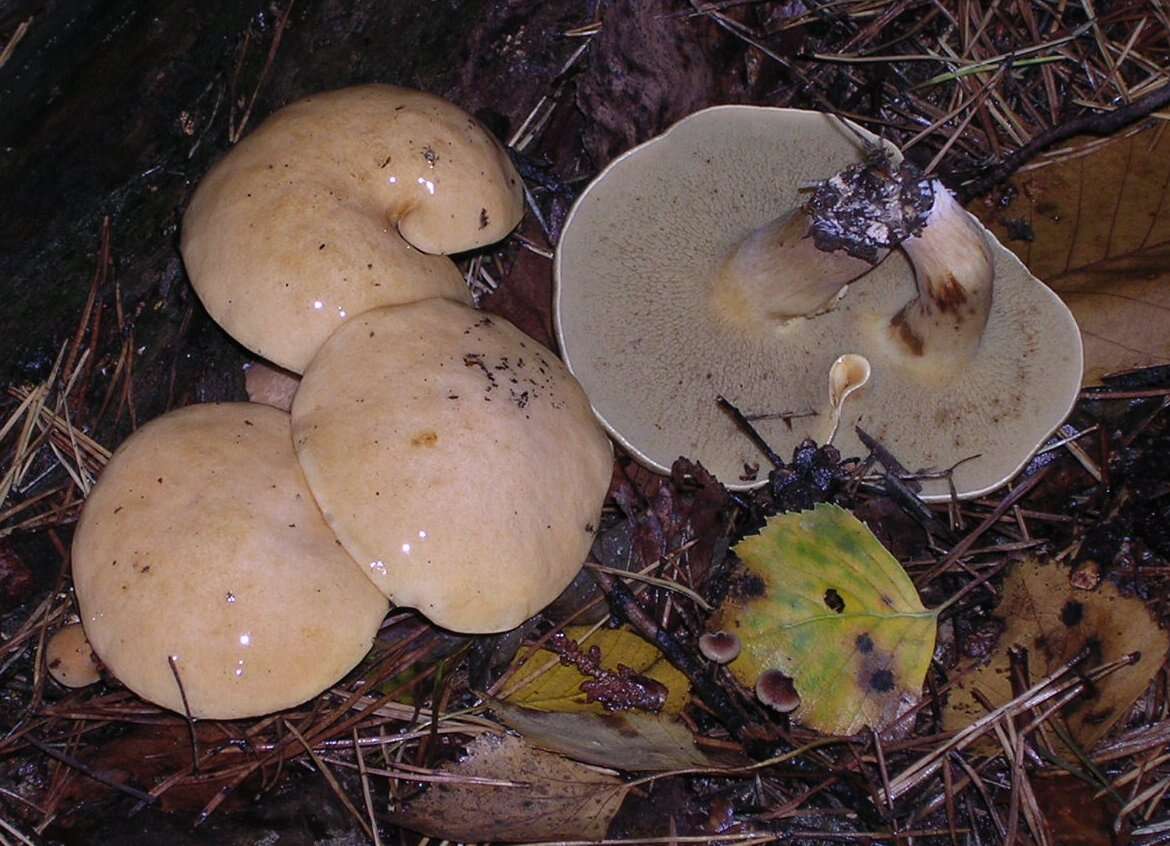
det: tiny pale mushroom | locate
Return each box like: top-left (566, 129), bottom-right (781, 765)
top-left (291, 299), bottom-right (613, 634)
top-left (46, 623), bottom-right (101, 688)
top-left (244, 360), bottom-right (301, 412)
top-left (181, 84), bottom-right (524, 373)
top-left (555, 106), bottom-right (1083, 499)
top-left (71, 403), bottom-right (389, 719)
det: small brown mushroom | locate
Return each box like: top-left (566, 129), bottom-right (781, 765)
top-left (698, 631), bottom-right (741, 664)
top-left (555, 106), bottom-right (1083, 499)
top-left (46, 623), bottom-right (101, 688)
top-left (72, 403), bottom-right (389, 718)
top-left (291, 299), bottom-right (613, 634)
top-left (756, 669), bottom-right (801, 713)
top-left (181, 85), bottom-right (524, 373)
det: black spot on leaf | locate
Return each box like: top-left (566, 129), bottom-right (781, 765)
top-left (856, 633), bottom-right (874, 653)
top-left (824, 588), bottom-right (845, 614)
top-left (738, 573), bottom-right (766, 599)
top-left (1060, 600), bottom-right (1084, 627)
top-left (869, 669), bottom-right (894, 692)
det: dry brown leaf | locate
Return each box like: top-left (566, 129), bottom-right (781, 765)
top-left (943, 559), bottom-right (1169, 753)
top-left (389, 732), bottom-right (628, 842)
top-left (58, 723), bottom-right (242, 813)
top-left (977, 124), bottom-right (1170, 384)
top-left (492, 700), bottom-right (742, 772)
top-left (1031, 774), bottom-right (1122, 846)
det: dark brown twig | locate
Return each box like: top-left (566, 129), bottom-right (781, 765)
top-left (716, 395), bottom-right (785, 470)
top-left (589, 568), bottom-right (752, 738)
top-left (23, 734), bottom-right (157, 805)
top-left (227, 1), bottom-right (294, 144)
top-left (960, 81), bottom-right (1170, 200)
top-left (920, 466), bottom-right (1053, 584)
top-left (168, 655), bottom-right (201, 773)
top-left (856, 426), bottom-right (921, 492)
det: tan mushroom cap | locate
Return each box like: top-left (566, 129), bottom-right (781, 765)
top-left (291, 299), bottom-right (613, 634)
top-left (181, 84), bottom-right (524, 373)
top-left (46, 623), bottom-right (101, 688)
top-left (555, 106), bottom-right (1083, 500)
top-left (72, 403), bottom-right (388, 719)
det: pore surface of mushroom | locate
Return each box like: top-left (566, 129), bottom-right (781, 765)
top-left (182, 84), bottom-right (524, 373)
top-left (72, 403), bottom-right (389, 719)
top-left (555, 106), bottom-right (1082, 499)
top-left (291, 299), bottom-right (613, 634)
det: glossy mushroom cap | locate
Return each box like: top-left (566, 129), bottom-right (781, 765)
top-left (72, 403), bottom-right (389, 719)
top-left (46, 623), bottom-right (101, 688)
top-left (291, 299), bottom-right (613, 634)
top-left (181, 84), bottom-right (524, 373)
top-left (555, 106), bottom-right (1082, 499)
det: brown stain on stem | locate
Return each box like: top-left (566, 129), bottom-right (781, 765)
top-left (890, 311), bottom-right (925, 356)
top-left (930, 272), bottom-right (970, 314)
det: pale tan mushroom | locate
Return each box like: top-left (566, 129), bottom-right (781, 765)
top-left (291, 299), bottom-right (613, 634)
top-left (244, 361), bottom-right (300, 412)
top-left (72, 403), bottom-right (389, 718)
top-left (555, 106), bottom-right (1083, 499)
top-left (46, 623), bottom-right (101, 688)
top-left (181, 84), bottom-right (524, 373)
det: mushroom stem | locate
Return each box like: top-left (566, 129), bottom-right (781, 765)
top-left (713, 208), bottom-right (883, 324)
top-left (887, 181), bottom-right (994, 377)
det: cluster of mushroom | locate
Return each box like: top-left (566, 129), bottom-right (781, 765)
top-left (61, 86), bottom-right (613, 719)
top-left (58, 97), bottom-right (1084, 723)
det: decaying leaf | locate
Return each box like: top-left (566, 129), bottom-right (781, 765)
top-left (944, 558), bottom-right (1169, 752)
top-left (713, 504), bottom-right (937, 736)
top-left (492, 700), bottom-right (742, 772)
top-left (389, 732), bottom-right (627, 842)
top-left (1031, 774), bottom-right (1121, 846)
top-left (58, 723), bottom-right (241, 813)
top-left (977, 125), bottom-right (1170, 384)
top-left (503, 626), bottom-right (690, 716)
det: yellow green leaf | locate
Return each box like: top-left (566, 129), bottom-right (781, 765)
top-left (492, 701), bottom-right (743, 772)
top-left (713, 504), bottom-right (937, 736)
top-left (502, 626), bottom-right (690, 716)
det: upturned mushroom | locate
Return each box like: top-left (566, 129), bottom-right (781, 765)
top-left (291, 299), bottom-right (613, 634)
top-left (72, 403), bottom-right (389, 718)
top-left (555, 106), bottom-right (1082, 499)
top-left (182, 84), bottom-right (524, 373)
